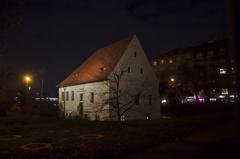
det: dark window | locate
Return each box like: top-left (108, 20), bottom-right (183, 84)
top-left (128, 67), bottom-right (131, 73)
top-left (140, 68), bottom-right (143, 74)
top-left (78, 103), bottom-right (83, 116)
top-left (148, 95), bottom-right (152, 104)
top-left (66, 92), bottom-right (69, 101)
top-left (71, 91), bottom-right (74, 100)
top-left (135, 94), bottom-right (140, 105)
top-left (61, 92), bottom-right (65, 101)
top-left (90, 92), bottom-right (94, 103)
top-left (95, 114), bottom-right (100, 120)
top-left (134, 52), bottom-right (137, 57)
top-left (80, 93), bottom-right (83, 101)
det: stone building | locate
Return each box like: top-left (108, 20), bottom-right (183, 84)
top-left (58, 35), bottom-right (160, 120)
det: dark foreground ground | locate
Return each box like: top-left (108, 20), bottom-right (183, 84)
top-left (0, 110), bottom-right (236, 159)
top-left (125, 122), bottom-right (239, 159)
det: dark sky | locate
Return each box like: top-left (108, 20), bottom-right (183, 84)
top-left (1, 0), bottom-right (227, 96)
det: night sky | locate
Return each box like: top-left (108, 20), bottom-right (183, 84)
top-left (1, 0), bottom-right (227, 96)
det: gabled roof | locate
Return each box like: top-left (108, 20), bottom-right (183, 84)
top-left (58, 36), bottom-right (133, 87)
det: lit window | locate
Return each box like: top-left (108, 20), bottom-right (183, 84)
top-left (101, 67), bottom-right (107, 71)
top-left (169, 59), bottom-right (173, 63)
top-left (90, 92), bottom-right (94, 103)
top-left (153, 61), bottom-right (158, 66)
top-left (66, 92), bottom-right (69, 101)
top-left (148, 95), bottom-right (152, 105)
top-left (71, 91), bottom-right (74, 100)
top-left (221, 88), bottom-right (228, 95)
top-left (220, 68), bottom-right (227, 74)
top-left (128, 66), bottom-right (131, 73)
top-left (74, 73), bottom-right (79, 77)
top-left (80, 93), bottom-right (83, 101)
top-left (135, 94), bottom-right (140, 105)
top-left (140, 68), bottom-right (143, 74)
top-left (134, 52), bottom-right (137, 57)
top-left (161, 59), bottom-right (164, 64)
top-left (121, 115), bottom-right (126, 121)
top-left (61, 92), bottom-right (65, 101)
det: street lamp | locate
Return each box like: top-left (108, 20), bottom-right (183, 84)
top-left (24, 75), bottom-right (32, 90)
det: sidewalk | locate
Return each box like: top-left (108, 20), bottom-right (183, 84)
top-left (124, 122), bottom-right (238, 159)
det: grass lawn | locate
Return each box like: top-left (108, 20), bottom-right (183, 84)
top-left (0, 110), bottom-right (234, 159)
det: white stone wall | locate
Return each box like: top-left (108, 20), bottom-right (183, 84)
top-left (109, 35), bottom-right (160, 120)
top-left (59, 80), bottom-right (110, 120)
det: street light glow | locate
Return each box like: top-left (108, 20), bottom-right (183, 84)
top-left (170, 77), bottom-right (175, 82)
top-left (25, 76), bottom-right (31, 82)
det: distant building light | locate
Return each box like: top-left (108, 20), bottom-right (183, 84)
top-left (153, 61), bottom-right (158, 66)
top-left (220, 68), bottom-right (227, 74)
top-left (161, 59), bottom-right (164, 64)
top-left (197, 96), bottom-right (205, 102)
top-left (221, 88), bottom-right (228, 95)
top-left (218, 95), bottom-right (226, 98)
top-left (169, 59), bottom-right (173, 63)
top-left (161, 99), bottom-right (167, 104)
top-left (229, 95), bottom-right (235, 98)
top-left (209, 98), bottom-right (217, 102)
top-left (186, 96), bottom-right (195, 102)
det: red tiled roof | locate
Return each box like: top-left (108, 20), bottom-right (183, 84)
top-left (58, 36), bottom-right (133, 87)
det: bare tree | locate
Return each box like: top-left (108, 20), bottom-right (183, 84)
top-left (99, 60), bottom-right (153, 121)
top-left (178, 63), bottom-right (207, 103)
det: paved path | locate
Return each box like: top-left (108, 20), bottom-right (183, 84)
top-left (124, 122), bottom-right (238, 159)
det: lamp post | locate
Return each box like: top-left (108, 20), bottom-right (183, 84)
top-left (23, 75), bottom-right (32, 106)
top-left (24, 75), bottom-right (32, 90)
